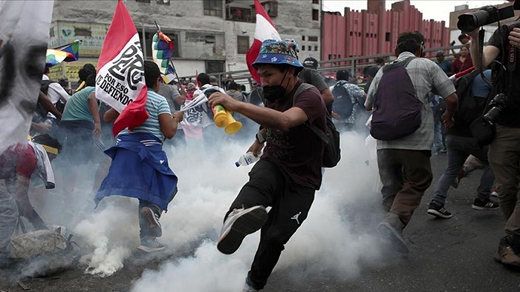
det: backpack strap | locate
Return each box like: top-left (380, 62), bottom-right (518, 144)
top-left (382, 57), bottom-right (415, 73)
top-left (291, 83), bottom-right (329, 143)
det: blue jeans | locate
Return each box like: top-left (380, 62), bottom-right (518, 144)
top-left (432, 107), bottom-right (444, 155)
top-left (432, 135), bottom-right (495, 205)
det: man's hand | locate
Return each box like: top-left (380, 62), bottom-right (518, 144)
top-left (442, 112), bottom-right (455, 128)
top-left (331, 112), bottom-right (341, 120)
top-left (208, 92), bottom-right (240, 111)
top-left (468, 28), bottom-right (479, 40)
top-left (247, 139), bottom-right (264, 157)
top-left (93, 121), bottom-right (101, 138)
top-left (509, 28), bottom-right (520, 49)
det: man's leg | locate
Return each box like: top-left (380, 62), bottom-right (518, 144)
top-left (489, 125), bottom-right (520, 266)
top-left (431, 136), bottom-right (469, 206)
top-left (390, 150), bottom-right (433, 226)
top-left (429, 136), bottom-right (468, 218)
top-left (377, 149), bottom-right (404, 212)
top-left (489, 126), bottom-right (520, 223)
top-left (217, 160), bottom-right (283, 255)
top-left (247, 181), bottom-right (315, 290)
top-left (469, 144), bottom-right (497, 208)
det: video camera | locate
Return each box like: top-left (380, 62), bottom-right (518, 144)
top-left (457, 5), bottom-right (515, 33)
top-left (483, 93), bottom-right (509, 124)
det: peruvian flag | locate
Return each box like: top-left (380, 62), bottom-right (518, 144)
top-left (96, 0), bottom-right (149, 136)
top-left (246, 0), bottom-right (281, 84)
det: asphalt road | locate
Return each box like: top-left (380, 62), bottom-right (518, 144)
top-left (1, 153), bottom-right (519, 292)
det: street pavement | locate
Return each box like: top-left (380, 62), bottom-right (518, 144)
top-left (1, 153), bottom-right (519, 292)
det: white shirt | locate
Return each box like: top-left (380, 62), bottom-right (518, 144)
top-left (42, 75), bottom-right (70, 104)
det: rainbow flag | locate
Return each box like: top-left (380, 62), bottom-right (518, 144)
top-left (45, 40), bottom-right (79, 68)
top-left (152, 29), bottom-right (177, 84)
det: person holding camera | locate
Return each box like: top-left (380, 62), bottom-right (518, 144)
top-left (470, 22), bottom-right (520, 267)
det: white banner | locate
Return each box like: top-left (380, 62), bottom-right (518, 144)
top-left (0, 0), bottom-right (54, 154)
top-left (95, 33), bottom-right (145, 113)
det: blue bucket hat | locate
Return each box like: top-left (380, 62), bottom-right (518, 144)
top-left (252, 39), bottom-right (303, 70)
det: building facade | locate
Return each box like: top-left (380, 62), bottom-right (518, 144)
top-left (49, 0), bottom-right (321, 82)
top-left (322, 0), bottom-right (450, 65)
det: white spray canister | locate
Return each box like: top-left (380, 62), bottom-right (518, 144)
top-left (235, 152), bottom-right (260, 167)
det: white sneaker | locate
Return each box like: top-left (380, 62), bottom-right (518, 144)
top-left (217, 206), bottom-right (268, 255)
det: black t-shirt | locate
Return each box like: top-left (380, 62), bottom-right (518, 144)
top-left (488, 27), bottom-right (520, 127)
top-left (262, 80), bottom-right (326, 190)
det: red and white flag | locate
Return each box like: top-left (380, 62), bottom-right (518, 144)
top-left (96, 0), bottom-right (148, 136)
top-left (246, 0), bottom-right (281, 84)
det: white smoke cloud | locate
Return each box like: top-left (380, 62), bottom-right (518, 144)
top-left (129, 131), bottom-right (384, 292)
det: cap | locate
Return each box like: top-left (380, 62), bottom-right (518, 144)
top-left (252, 40), bottom-right (303, 69)
top-left (186, 83), bottom-right (196, 90)
top-left (436, 50), bottom-right (445, 57)
top-left (302, 57), bottom-right (319, 69)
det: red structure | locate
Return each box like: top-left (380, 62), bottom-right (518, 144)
top-left (322, 0), bottom-right (450, 63)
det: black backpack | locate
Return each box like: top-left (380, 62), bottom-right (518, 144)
top-left (331, 81), bottom-right (355, 119)
top-left (292, 83), bottom-right (341, 168)
top-left (370, 57), bottom-right (422, 141)
top-left (453, 70), bottom-right (490, 131)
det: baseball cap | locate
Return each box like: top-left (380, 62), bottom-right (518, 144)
top-left (302, 57), bottom-right (319, 69)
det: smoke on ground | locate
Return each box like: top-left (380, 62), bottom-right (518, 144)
top-left (129, 131), bottom-right (385, 292)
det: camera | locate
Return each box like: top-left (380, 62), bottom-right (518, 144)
top-left (457, 5), bottom-right (515, 33)
top-left (483, 93), bottom-right (509, 124)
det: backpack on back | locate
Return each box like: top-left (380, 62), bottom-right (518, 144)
top-left (292, 83), bottom-right (341, 168)
top-left (370, 57), bottom-right (423, 141)
top-left (453, 70), bottom-right (489, 130)
top-left (331, 81), bottom-right (355, 119)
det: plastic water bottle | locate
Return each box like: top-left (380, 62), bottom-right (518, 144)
top-left (235, 152), bottom-right (260, 167)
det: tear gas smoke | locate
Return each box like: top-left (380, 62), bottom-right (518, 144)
top-left (22, 128), bottom-right (384, 288)
top-left (130, 131), bottom-right (385, 292)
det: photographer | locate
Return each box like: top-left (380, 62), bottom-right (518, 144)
top-left (470, 22), bottom-right (520, 267)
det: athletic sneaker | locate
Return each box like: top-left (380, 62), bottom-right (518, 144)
top-left (491, 188), bottom-right (499, 198)
top-left (427, 201), bottom-right (453, 219)
top-left (140, 206), bottom-right (162, 237)
top-left (217, 206), bottom-right (268, 255)
top-left (138, 237), bottom-right (165, 253)
top-left (472, 198), bottom-right (500, 211)
top-left (378, 221), bottom-right (409, 254)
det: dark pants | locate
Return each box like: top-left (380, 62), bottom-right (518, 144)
top-left (377, 149), bottom-right (433, 226)
top-left (138, 187), bottom-right (177, 239)
top-left (432, 135), bottom-right (494, 205)
top-left (226, 160), bottom-right (315, 290)
top-left (489, 125), bottom-right (520, 236)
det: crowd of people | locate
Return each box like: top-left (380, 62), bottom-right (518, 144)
top-left (1, 25), bottom-right (520, 291)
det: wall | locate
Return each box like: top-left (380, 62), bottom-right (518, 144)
top-left (322, 0), bottom-right (450, 62)
top-left (50, 0), bottom-right (321, 78)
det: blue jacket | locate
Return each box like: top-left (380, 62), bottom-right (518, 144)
top-left (95, 132), bottom-right (178, 211)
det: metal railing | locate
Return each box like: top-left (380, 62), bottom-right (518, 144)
top-left (178, 44), bottom-right (474, 86)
